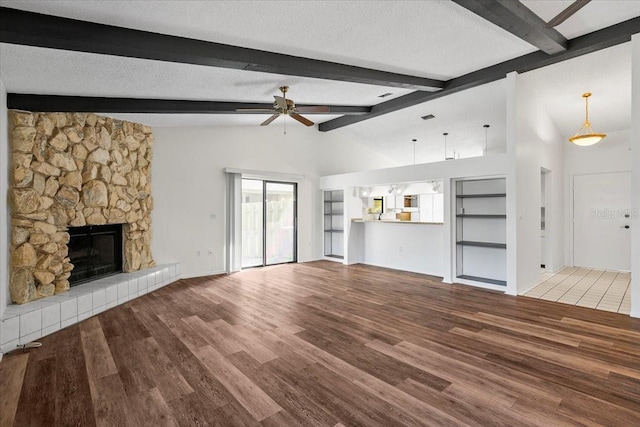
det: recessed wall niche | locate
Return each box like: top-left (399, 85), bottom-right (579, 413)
top-left (9, 110), bottom-right (155, 304)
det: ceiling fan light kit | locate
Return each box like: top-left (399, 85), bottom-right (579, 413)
top-left (569, 92), bottom-right (606, 146)
top-left (237, 85), bottom-right (330, 130)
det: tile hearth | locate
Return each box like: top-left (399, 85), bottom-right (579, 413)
top-left (1, 263), bottom-right (180, 354)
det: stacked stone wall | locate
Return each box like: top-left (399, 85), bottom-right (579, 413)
top-left (9, 111), bottom-right (154, 304)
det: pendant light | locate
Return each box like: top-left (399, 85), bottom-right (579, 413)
top-left (569, 93), bottom-right (606, 146)
top-left (412, 139), bottom-right (417, 165)
top-left (444, 132), bottom-right (454, 160)
top-left (483, 124), bottom-right (490, 156)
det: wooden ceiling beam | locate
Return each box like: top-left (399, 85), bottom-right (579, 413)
top-left (319, 16), bottom-right (640, 132)
top-left (6, 94), bottom-right (371, 115)
top-left (0, 6), bottom-right (444, 92)
top-left (452, 0), bottom-right (568, 55)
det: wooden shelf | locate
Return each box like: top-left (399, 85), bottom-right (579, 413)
top-left (456, 179), bottom-right (507, 289)
top-left (457, 275), bottom-right (506, 286)
top-left (324, 190), bottom-right (344, 258)
top-left (456, 241), bottom-right (506, 249)
top-left (456, 214), bottom-right (506, 218)
top-left (456, 193), bottom-right (506, 198)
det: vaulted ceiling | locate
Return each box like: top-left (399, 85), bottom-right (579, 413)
top-left (1, 0), bottom-right (639, 162)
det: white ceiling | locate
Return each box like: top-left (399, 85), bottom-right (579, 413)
top-left (0, 0), bottom-right (638, 162)
top-left (523, 42), bottom-right (631, 138)
top-left (522, 0), bottom-right (640, 39)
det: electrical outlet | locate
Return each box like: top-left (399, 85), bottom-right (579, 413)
top-left (208, 249), bottom-right (213, 255)
top-left (196, 250), bottom-right (201, 256)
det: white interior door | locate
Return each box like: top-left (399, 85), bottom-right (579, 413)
top-left (573, 172), bottom-right (631, 271)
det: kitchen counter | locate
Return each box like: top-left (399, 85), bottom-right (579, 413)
top-left (351, 219), bottom-right (443, 225)
top-left (347, 218), bottom-right (444, 276)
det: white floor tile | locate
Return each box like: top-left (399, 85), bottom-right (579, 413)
top-left (1, 316), bottom-right (20, 345)
top-left (60, 299), bottom-right (78, 321)
top-left (42, 304), bottom-right (61, 329)
top-left (526, 267), bottom-right (630, 315)
top-left (20, 310), bottom-right (42, 336)
top-left (42, 323), bottom-right (61, 337)
top-left (78, 294), bottom-right (93, 314)
top-left (61, 316), bottom-right (78, 328)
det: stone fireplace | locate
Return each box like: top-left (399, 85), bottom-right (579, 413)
top-left (9, 110), bottom-right (155, 304)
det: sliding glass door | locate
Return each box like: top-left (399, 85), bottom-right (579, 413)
top-left (241, 179), bottom-right (296, 268)
top-left (241, 179), bottom-right (264, 268)
top-left (265, 182), bottom-right (296, 265)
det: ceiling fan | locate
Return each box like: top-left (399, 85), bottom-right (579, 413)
top-left (545, 0), bottom-right (591, 28)
top-left (238, 86), bottom-right (330, 127)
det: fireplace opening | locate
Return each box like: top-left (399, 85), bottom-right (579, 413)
top-left (68, 224), bottom-right (123, 286)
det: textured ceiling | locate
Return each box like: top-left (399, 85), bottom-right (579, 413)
top-left (331, 79), bottom-right (508, 165)
top-left (0, 0), bottom-right (537, 79)
top-left (520, 43), bottom-right (631, 138)
top-left (522, 0), bottom-right (640, 39)
top-left (0, 0), bottom-right (638, 163)
top-left (0, 43), bottom-right (415, 104)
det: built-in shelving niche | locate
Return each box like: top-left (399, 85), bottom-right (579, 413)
top-left (455, 178), bottom-right (507, 287)
top-left (324, 190), bottom-right (344, 259)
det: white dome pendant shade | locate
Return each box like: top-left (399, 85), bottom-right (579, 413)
top-left (568, 92), bottom-right (606, 146)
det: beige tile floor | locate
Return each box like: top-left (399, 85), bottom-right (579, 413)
top-left (524, 267), bottom-right (631, 315)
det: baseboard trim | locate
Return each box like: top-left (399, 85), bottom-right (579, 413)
top-left (180, 270), bottom-right (227, 280)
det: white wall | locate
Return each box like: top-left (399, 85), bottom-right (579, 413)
top-left (631, 34), bottom-right (640, 317)
top-left (362, 222), bottom-right (444, 276)
top-left (151, 125), bottom-right (397, 279)
top-left (344, 188), bottom-right (364, 264)
top-left (507, 71), bottom-right (565, 295)
top-left (319, 154), bottom-right (509, 284)
top-left (563, 129), bottom-right (631, 266)
top-left (1, 77), bottom-right (8, 317)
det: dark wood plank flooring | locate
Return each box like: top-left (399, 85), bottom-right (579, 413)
top-left (2, 261), bottom-right (640, 426)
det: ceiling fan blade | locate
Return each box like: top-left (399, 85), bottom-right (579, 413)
top-left (274, 96), bottom-right (287, 109)
top-left (260, 114), bottom-right (280, 126)
top-left (290, 113), bottom-right (314, 127)
top-left (236, 108), bottom-right (276, 112)
top-left (546, 0), bottom-right (591, 28)
top-left (296, 105), bottom-right (331, 113)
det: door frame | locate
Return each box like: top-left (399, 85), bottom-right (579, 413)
top-left (541, 167), bottom-right (551, 272)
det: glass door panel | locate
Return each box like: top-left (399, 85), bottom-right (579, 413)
top-left (265, 182), bottom-right (296, 265)
top-left (241, 179), bottom-right (263, 268)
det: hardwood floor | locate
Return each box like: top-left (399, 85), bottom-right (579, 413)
top-left (2, 261), bottom-right (640, 426)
